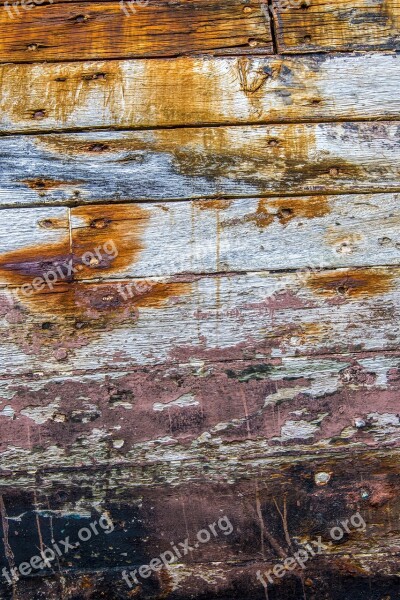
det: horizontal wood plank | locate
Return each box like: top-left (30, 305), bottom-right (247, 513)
top-left (0, 265), bottom-right (399, 376)
top-left (0, 352), bottom-right (399, 472)
top-left (273, 0), bottom-right (400, 52)
top-left (0, 450), bottom-right (399, 598)
top-left (0, 0), bottom-right (272, 63)
top-left (1, 122), bottom-right (400, 206)
top-left (7, 193), bottom-right (400, 288)
top-left (69, 194), bottom-right (400, 281)
top-left (1, 53), bottom-right (400, 132)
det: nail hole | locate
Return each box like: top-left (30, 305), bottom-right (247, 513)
top-left (248, 38), bottom-right (258, 47)
top-left (74, 14), bottom-right (89, 22)
top-left (303, 34), bottom-right (312, 43)
top-left (278, 207), bottom-right (293, 219)
top-left (360, 488), bottom-right (369, 499)
top-left (90, 218), bottom-right (111, 229)
top-left (39, 219), bottom-right (53, 228)
top-left (337, 286), bottom-right (347, 295)
top-left (32, 110), bottom-right (45, 120)
top-left (83, 72), bottom-right (107, 81)
top-left (55, 77), bottom-right (67, 82)
top-left (88, 143), bottom-right (109, 152)
top-left (268, 139), bottom-right (279, 147)
top-left (41, 322), bottom-right (54, 330)
top-left (329, 167), bottom-right (339, 176)
top-left (311, 98), bottom-right (321, 105)
top-left (378, 237), bottom-right (392, 246)
top-left (27, 44), bottom-right (39, 51)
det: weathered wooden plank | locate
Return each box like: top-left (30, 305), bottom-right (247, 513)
top-left (1, 53), bottom-right (400, 132)
top-left (1, 122), bottom-right (400, 206)
top-left (0, 265), bottom-right (399, 376)
top-left (0, 448), bottom-right (399, 598)
top-left (5, 193), bottom-right (400, 288)
top-left (0, 208), bottom-right (69, 278)
top-left (69, 194), bottom-right (400, 281)
top-left (272, 0), bottom-right (400, 53)
top-left (0, 0), bottom-right (272, 63)
top-left (0, 352), bottom-right (399, 472)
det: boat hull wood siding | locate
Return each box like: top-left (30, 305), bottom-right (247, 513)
top-left (0, 0), bottom-right (400, 598)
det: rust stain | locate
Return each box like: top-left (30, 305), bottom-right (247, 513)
top-left (32, 279), bottom-right (191, 321)
top-left (238, 196), bottom-right (331, 229)
top-left (71, 204), bottom-right (150, 280)
top-left (38, 216), bottom-right (69, 229)
top-left (248, 199), bottom-right (274, 228)
top-left (307, 268), bottom-right (394, 298)
top-left (0, 205), bottom-right (149, 287)
top-left (0, 240), bottom-right (70, 286)
top-left (197, 199), bottom-right (232, 211)
top-left (271, 196), bottom-right (330, 223)
top-left (35, 123), bottom-right (318, 185)
top-left (0, 204), bottom-right (192, 355)
top-left (134, 281), bottom-right (191, 309)
top-left (22, 177), bottom-right (84, 190)
top-left (383, 0), bottom-right (400, 30)
top-left (31, 124), bottom-right (364, 196)
top-left (0, 55), bottom-right (327, 131)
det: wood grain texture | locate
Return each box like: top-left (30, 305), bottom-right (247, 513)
top-left (0, 449), bottom-right (399, 598)
top-left (68, 194), bottom-right (400, 281)
top-left (273, 0), bottom-right (400, 52)
top-left (0, 265), bottom-right (399, 376)
top-left (1, 0), bottom-right (399, 594)
top-left (1, 122), bottom-right (400, 207)
top-left (0, 0), bottom-right (272, 63)
top-left (1, 53), bottom-right (400, 132)
top-left (0, 352), bottom-right (399, 472)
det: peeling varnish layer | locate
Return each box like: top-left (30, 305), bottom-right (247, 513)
top-left (0, 265), bottom-right (399, 376)
top-left (2, 352), bottom-right (400, 467)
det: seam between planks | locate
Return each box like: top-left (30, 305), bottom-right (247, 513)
top-left (0, 48), bottom-right (397, 65)
top-left (2, 446), bottom-right (400, 478)
top-left (0, 347), bottom-right (398, 382)
top-left (2, 187), bottom-right (400, 210)
top-left (1, 116), bottom-right (400, 138)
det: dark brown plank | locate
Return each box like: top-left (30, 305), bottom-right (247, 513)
top-left (0, 0), bottom-right (273, 62)
top-left (273, 0), bottom-right (400, 52)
